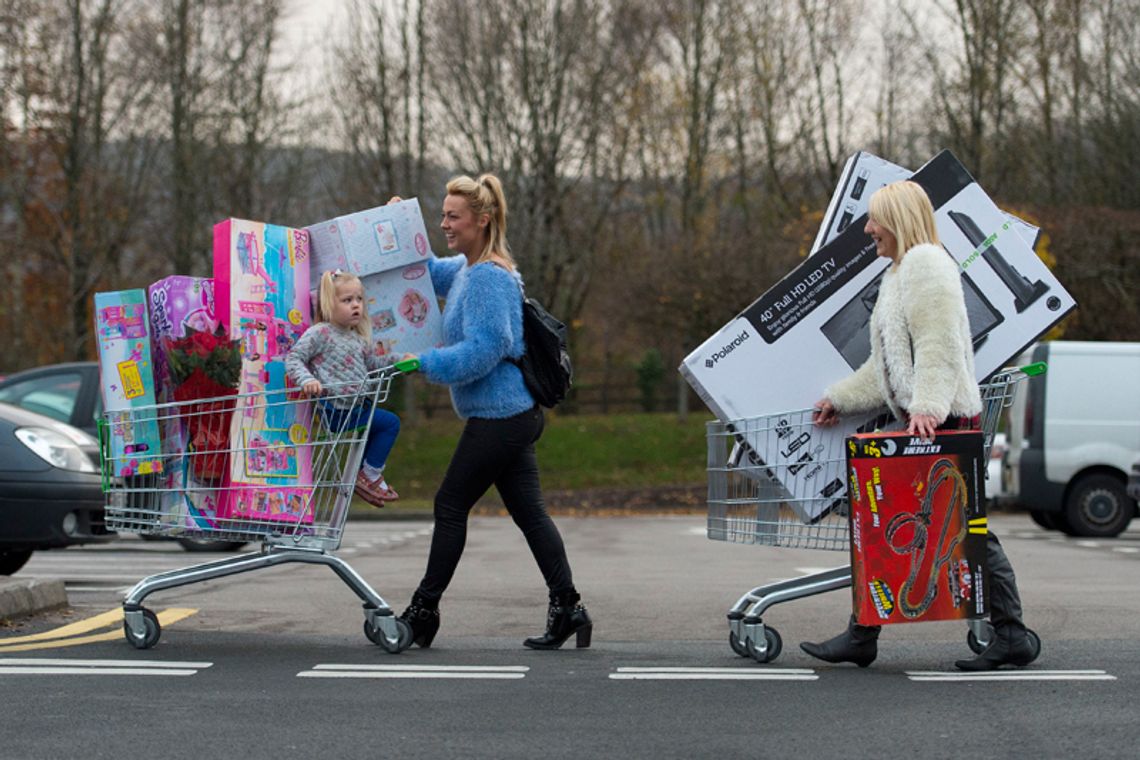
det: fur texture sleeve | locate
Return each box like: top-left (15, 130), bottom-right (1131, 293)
top-left (428, 255), bottom-right (465, 298)
top-left (419, 263), bottom-right (516, 385)
top-left (825, 356), bottom-right (885, 413)
top-left (898, 245), bottom-right (969, 420)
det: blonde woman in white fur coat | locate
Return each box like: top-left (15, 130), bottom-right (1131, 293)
top-left (801, 181), bottom-right (1039, 672)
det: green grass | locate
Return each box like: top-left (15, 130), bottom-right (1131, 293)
top-left (358, 412), bottom-right (708, 514)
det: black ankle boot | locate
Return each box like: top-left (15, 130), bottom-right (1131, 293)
top-left (523, 592), bottom-right (592, 650)
top-left (799, 615), bottom-right (880, 667)
top-left (399, 593), bottom-right (440, 648)
top-left (954, 626), bottom-right (1038, 671)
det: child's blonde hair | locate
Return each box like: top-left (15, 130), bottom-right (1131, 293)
top-left (316, 270), bottom-right (372, 342)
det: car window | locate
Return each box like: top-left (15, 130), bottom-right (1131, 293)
top-left (0, 372), bottom-right (83, 425)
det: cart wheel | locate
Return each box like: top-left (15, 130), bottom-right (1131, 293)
top-left (124, 608), bottom-right (161, 650)
top-left (967, 626), bottom-right (1042, 661)
top-left (746, 627), bottom-right (782, 664)
top-left (729, 630), bottom-right (749, 657)
top-left (364, 617), bottom-right (413, 653)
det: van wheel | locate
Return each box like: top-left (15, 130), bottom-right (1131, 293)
top-left (1064, 474), bottom-right (1134, 538)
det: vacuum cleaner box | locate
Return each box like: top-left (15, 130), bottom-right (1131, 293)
top-left (679, 149), bottom-right (1077, 523)
top-left (847, 430), bottom-right (988, 626)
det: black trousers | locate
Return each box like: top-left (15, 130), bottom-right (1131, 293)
top-left (854, 532), bottom-right (1026, 637)
top-left (414, 406), bottom-right (575, 602)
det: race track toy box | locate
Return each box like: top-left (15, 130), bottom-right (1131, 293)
top-left (94, 289), bottom-right (163, 477)
top-left (847, 430), bottom-right (988, 626)
top-left (213, 218), bottom-right (314, 523)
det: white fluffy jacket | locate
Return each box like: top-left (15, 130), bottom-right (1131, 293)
top-left (826, 243), bottom-right (982, 423)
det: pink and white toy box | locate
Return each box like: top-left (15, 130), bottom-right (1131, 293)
top-left (213, 218), bottom-right (314, 524)
top-left (94, 289), bottom-right (163, 477)
top-left (305, 198), bottom-right (432, 278)
top-left (361, 262), bottom-right (443, 361)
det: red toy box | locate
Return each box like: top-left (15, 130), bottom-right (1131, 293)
top-left (847, 430), bottom-right (988, 625)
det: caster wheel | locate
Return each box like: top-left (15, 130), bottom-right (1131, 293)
top-left (966, 625), bottom-right (992, 654)
top-left (745, 626), bottom-right (782, 664)
top-left (124, 608), bottom-right (161, 650)
top-left (365, 617), bottom-right (413, 653)
top-left (729, 630), bottom-right (749, 657)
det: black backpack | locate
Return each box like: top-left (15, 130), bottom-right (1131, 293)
top-left (510, 294), bottom-right (573, 408)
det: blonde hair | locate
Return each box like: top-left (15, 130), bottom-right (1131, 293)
top-left (445, 173), bottom-right (515, 267)
top-left (316, 270), bottom-right (372, 342)
top-left (867, 180), bottom-right (941, 259)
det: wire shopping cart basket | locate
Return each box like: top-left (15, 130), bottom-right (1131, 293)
top-left (705, 363), bottom-right (1046, 664)
top-left (99, 359), bottom-right (420, 651)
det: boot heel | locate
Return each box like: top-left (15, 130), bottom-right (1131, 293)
top-left (575, 623), bottom-right (592, 649)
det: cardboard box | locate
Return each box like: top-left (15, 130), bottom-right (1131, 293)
top-left (847, 430), bottom-right (988, 625)
top-left (679, 149), bottom-right (1077, 522)
top-left (305, 198), bottom-right (432, 278)
top-left (213, 218), bottom-right (314, 523)
top-left (94, 290), bottom-right (163, 477)
top-left (360, 262), bottom-right (444, 360)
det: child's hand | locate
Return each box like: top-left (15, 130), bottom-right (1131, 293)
top-left (302, 380), bottom-right (322, 397)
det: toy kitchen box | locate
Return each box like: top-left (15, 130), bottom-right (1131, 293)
top-left (213, 218), bottom-right (314, 524)
top-left (305, 198), bottom-right (432, 278)
top-left (94, 289), bottom-right (163, 478)
top-left (678, 149), bottom-right (1076, 524)
top-left (846, 430), bottom-right (988, 626)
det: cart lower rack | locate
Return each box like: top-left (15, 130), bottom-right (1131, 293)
top-left (99, 361), bottom-right (419, 651)
top-left (705, 364), bottom-right (1045, 663)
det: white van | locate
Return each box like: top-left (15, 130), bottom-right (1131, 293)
top-left (1004, 341), bottom-right (1140, 536)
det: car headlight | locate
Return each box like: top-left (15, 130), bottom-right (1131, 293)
top-left (15, 426), bottom-right (98, 473)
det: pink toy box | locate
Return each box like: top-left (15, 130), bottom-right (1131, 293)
top-left (94, 289), bottom-right (163, 477)
top-left (305, 198), bottom-right (432, 278)
top-left (214, 219), bottom-right (314, 524)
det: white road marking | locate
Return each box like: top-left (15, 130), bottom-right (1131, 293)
top-left (906, 669), bottom-right (1116, 682)
top-left (611, 667), bottom-right (817, 681)
top-left (298, 664), bottom-right (529, 680)
top-left (0, 658), bottom-right (212, 677)
top-left (1113, 547), bottom-right (1139, 554)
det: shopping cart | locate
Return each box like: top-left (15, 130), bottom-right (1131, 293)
top-left (705, 363), bottom-right (1046, 663)
top-left (99, 359), bottom-right (420, 651)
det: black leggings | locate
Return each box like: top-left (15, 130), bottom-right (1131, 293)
top-left (414, 406), bottom-right (575, 602)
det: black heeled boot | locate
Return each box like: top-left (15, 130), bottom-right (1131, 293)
top-left (799, 615), bottom-right (880, 667)
top-left (399, 593), bottom-right (440, 648)
top-left (523, 592), bottom-right (593, 650)
top-left (954, 626), bottom-right (1037, 671)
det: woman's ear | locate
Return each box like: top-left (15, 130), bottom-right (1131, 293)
top-left (478, 213), bottom-right (490, 229)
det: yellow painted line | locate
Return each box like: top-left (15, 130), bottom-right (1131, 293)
top-left (0, 609), bottom-right (123, 645)
top-left (0, 609), bottom-right (197, 653)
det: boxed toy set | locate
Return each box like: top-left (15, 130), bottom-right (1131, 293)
top-left (846, 430), bottom-right (988, 625)
top-left (305, 198), bottom-right (432, 278)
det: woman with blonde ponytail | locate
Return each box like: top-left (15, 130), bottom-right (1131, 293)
top-left (388, 174), bottom-right (591, 651)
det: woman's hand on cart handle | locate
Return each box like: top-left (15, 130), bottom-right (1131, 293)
top-left (301, 379), bottom-right (323, 398)
top-left (812, 398), bottom-right (839, 427)
top-left (394, 354), bottom-right (420, 373)
top-left (907, 413), bottom-right (939, 440)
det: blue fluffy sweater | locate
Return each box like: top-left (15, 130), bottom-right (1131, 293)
top-left (418, 256), bottom-right (534, 419)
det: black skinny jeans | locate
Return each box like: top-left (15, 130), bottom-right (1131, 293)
top-left (414, 405), bottom-right (575, 603)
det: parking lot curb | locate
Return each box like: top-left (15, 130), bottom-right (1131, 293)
top-left (0, 578), bottom-right (68, 621)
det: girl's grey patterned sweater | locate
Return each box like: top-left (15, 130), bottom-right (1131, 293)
top-left (285, 322), bottom-right (387, 404)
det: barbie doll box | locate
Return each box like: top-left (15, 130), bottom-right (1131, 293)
top-left (847, 430), bottom-right (988, 626)
top-left (147, 276), bottom-right (218, 401)
top-left (213, 218), bottom-right (315, 524)
top-left (94, 289), bottom-right (163, 477)
top-left (305, 198), bottom-right (432, 278)
top-left (360, 262), bottom-right (444, 361)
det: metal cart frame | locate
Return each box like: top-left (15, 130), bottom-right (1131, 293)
top-left (100, 360), bottom-right (419, 651)
top-left (707, 364), bottom-right (1046, 663)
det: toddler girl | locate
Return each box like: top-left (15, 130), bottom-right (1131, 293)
top-left (285, 270), bottom-right (401, 508)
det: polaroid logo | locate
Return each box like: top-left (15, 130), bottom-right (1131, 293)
top-left (704, 330), bottom-right (751, 369)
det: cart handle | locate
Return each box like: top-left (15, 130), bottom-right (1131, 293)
top-left (1019, 361), bottom-right (1047, 377)
top-left (394, 357), bottom-right (421, 373)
